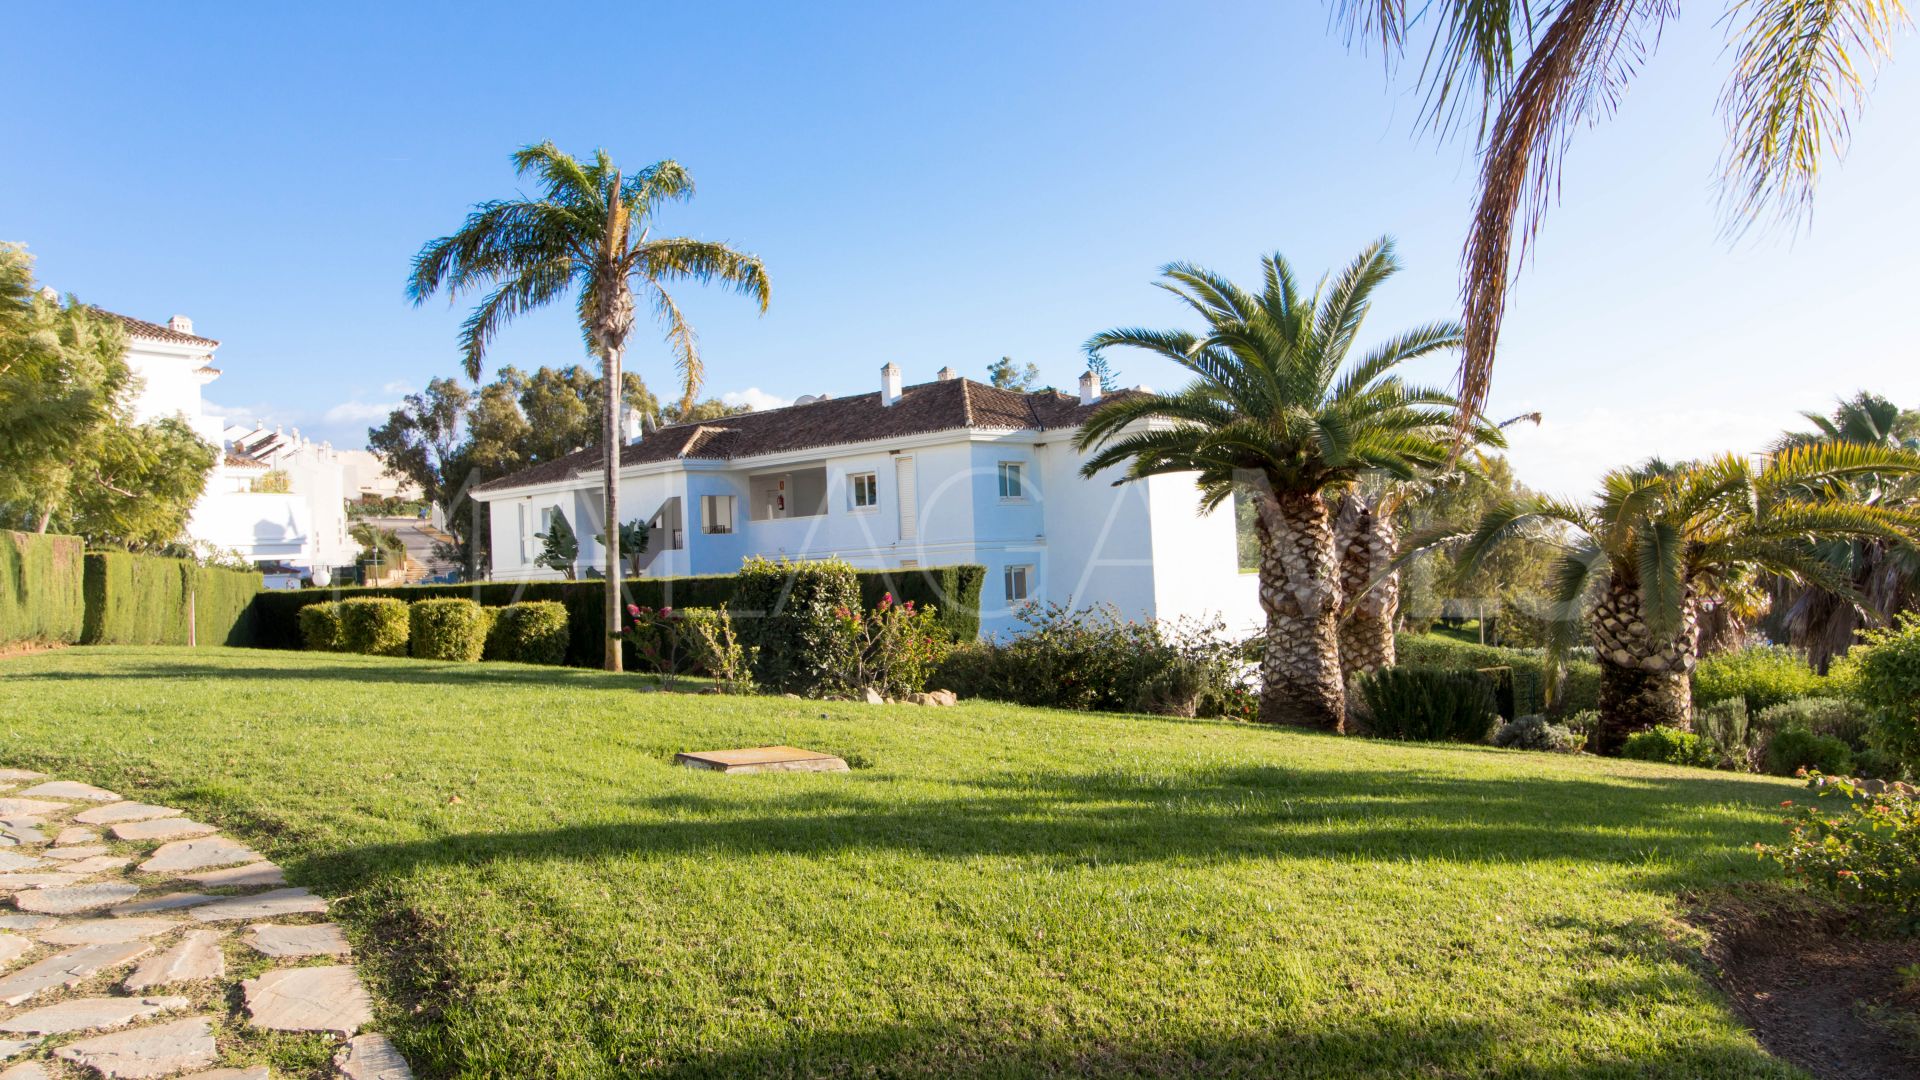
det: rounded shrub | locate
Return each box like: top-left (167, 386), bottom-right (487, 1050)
top-left (409, 598), bottom-right (489, 662)
top-left (297, 602), bottom-right (342, 652)
top-left (1763, 727), bottom-right (1854, 778)
top-left (1619, 726), bottom-right (1717, 768)
top-left (485, 600), bottom-right (569, 665)
top-left (1849, 612), bottom-right (1920, 777)
top-left (1755, 698), bottom-right (1874, 749)
top-left (336, 596), bottom-right (410, 657)
top-left (1491, 715), bottom-right (1583, 753)
top-left (1356, 667), bottom-right (1499, 742)
top-left (1693, 645), bottom-right (1832, 713)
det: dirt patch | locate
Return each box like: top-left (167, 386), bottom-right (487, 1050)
top-left (1691, 888), bottom-right (1920, 1080)
top-left (0, 640), bottom-right (69, 659)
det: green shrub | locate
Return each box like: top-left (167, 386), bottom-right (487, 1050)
top-left (410, 598), bottom-right (489, 661)
top-left (929, 605), bottom-right (1246, 717)
top-left (1849, 612), bottom-right (1920, 778)
top-left (1619, 726), bottom-right (1717, 768)
top-left (297, 602), bottom-right (342, 651)
top-left (485, 601), bottom-right (569, 665)
top-left (336, 597), bottom-right (409, 656)
top-left (1764, 727), bottom-right (1854, 778)
top-left (1491, 715), bottom-right (1583, 753)
top-left (1693, 645), bottom-right (1833, 713)
top-left (1393, 633), bottom-right (1600, 715)
top-left (1755, 697), bottom-right (1875, 749)
top-left (1761, 779), bottom-right (1919, 918)
top-left (730, 558), bottom-right (861, 695)
top-left (681, 605), bottom-right (754, 692)
top-left (1693, 699), bottom-right (1761, 772)
top-left (1, 531), bottom-right (84, 646)
top-left (826, 592), bottom-right (952, 700)
top-left (1356, 667), bottom-right (1499, 742)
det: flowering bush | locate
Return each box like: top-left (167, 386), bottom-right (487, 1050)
top-left (622, 603), bottom-right (695, 678)
top-left (826, 592), bottom-right (949, 699)
top-left (1759, 777), bottom-right (1920, 921)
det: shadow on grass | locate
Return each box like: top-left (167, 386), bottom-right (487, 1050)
top-left (2, 655), bottom-right (647, 689)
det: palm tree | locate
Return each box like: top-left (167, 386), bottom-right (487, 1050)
top-left (408, 143), bottom-right (769, 671)
top-left (1767, 392), bottom-right (1920, 670)
top-left (1330, 1), bottom-right (1908, 422)
top-left (1430, 446), bottom-right (1920, 753)
top-left (1075, 238), bottom-right (1492, 729)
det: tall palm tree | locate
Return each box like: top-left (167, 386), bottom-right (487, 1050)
top-left (1767, 392), bottom-right (1920, 670)
top-left (1075, 238), bottom-right (1494, 729)
top-left (1429, 446), bottom-right (1920, 753)
top-left (408, 143), bottom-right (769, 671)
top-left (1331, 1), bottom-right (1908, 423)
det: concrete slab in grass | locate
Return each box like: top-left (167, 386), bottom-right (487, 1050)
top-left (674, 746), bottom-right (850, 774)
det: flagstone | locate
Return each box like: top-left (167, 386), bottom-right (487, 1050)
top-left (0, 772), bottom-right (43, 784)
top-left (53, 826), bottom-right (99, 845)
top-left (0, 823), bottom-right (46, 847)
top-left (335, 1033), bottom-right (413, 1079)
top-left (110, 818), bottom-right (217, 842)
top-left (47, 856), bottom-right (132, 876)
top-left (41, 845), bottom-right (109, 861)
top-left (191, 888), bottom-right (325, 923)
top-left (73, 803), bottom-right (182, 826)
top-left (11, 882), bottom-right (140, 915)
top-left (0, 916), bottom-right (52, 932)
top-left (54, 1015), bottom-right (217, 1078)
top-left (35, 918), bottom-right (181, 946)
top-left (0, 1054), bottom-right (50, 1077)
top-left (17, 781), bottom-right (118, 802)
top-left (246, 922), bottom-right (349, 957)
top-left (0, 801), bottom-right (66, 819)
top-left (0, 873), bottom-right (90, 892)
top-left (111, 892), bottom-right (215, 916)
top-left (182, 862), bottom-right (284, 889)
top-left (0, 933), bottom-right (28, 968)
top-left (0, 940), bottom-right (153, 1005)
top-left (122, 929), bottom-right (224, 991)
top-left (181, 1070), bottom-right (271, 1080)
top-left (0, 852), bottom-right (42, 874)
top-left (0, 994), bottom-right (190, 1034)
top-left (139, 837), bottom-right (259, 874)
top-left (242, 965), bottom-right (371, 1035)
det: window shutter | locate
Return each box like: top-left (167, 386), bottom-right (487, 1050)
top-left (895, 457), bottom-right (917, 541)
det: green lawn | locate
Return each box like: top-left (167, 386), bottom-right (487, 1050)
top-left (0, 647), bottom-right (1806, 1079)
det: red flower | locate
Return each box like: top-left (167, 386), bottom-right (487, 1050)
top-left (627, 604), bottom-right (641, 617)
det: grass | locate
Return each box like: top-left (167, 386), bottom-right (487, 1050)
top-left (0, 646), bottom-right (1809, 1079)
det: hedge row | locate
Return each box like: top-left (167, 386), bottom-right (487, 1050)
top-left (248, 564), bottom-right (986, 666)
top-left (81, 552), bottom-right (262, 646)
top-left (1394, 633), bottom-right (1602, 716)
top-left (1, 531), bottom-right (85, 646)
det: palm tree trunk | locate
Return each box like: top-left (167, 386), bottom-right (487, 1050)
top-left (599, 339), bottom-right (625, 673)
top-left (1335, 493), bottom-right (1398, 677)
top-left (1589, 581), bottom-right (1700, 754)
top-left (1252, 490), bottom-right (1345, 730)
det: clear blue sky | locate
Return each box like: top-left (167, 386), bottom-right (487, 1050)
top-left (6, 3), bottom-right (1915, 495)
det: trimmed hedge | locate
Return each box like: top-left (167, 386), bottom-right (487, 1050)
top-left (247, 564), bottom-right (985, 667)
top-left (485, 601), bottom-right (569, 665)
top-left (1, 531), bottom-right (84, 646)
top-left (410, 598), bottom-right (489, 661)
top-left (81, 552), bottom-right (261, 646)
top-left (1394, 633), bottom-right (1601, 716)
top-left (299, 602), bottom-right (342, 651)
top-left (337, 597), bottom-right (409, 656)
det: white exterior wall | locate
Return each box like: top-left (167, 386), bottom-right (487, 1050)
top-left (124, 338), bottom-right (223, 445)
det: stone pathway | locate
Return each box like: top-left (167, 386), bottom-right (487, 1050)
top-left (0, 768), bottom-right (413, 1079)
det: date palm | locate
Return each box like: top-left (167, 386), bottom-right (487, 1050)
top-left (1076, 238), bottom-right (1493, 729)
top-left (408, 143), bottom-right (769, 671)
top-left (1432, 446), bottom-right (1920, 753)
top-left (1333, 1), bottom-right (1909, 422)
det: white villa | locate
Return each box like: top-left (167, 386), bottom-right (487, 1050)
top-left (106, 309), bottom-right (357, 580)
top-left (471, 364), bottom-right (1261, 638)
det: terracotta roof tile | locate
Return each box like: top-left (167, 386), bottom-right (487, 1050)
top-left (95, 309), bottom-right (221, 348)
top-left (471, 378), bottom-right (1132, 495)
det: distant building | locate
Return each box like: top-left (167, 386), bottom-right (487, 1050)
top-left (336, 449), bottom-right (421, 503)
top-left (469, 364), bottom-right (1260, 638)
top-left (102, 309), bottom-right (356, 579)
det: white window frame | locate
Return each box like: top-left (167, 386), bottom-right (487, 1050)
top-left (1004, 564), bottom-right (1033, 603)
top-left (848, 471), bottom-right (879, 511)
top-left (997, 461), bottom-right (1026, 502)
top-left (701, 494), bottom-right (735, 535)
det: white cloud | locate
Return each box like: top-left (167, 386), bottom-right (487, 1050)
top-left (1502, 405), bottom-right (1798, 497)
top-left (720, 387), bottom-right (792, 412)
top-left (381, 380), bottom-right (414, 395)
top-left (323, 400), bottom-right (402, 425)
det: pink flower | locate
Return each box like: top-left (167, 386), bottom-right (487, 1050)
top-left (660, 606), bottom-right (673, 617)
top-left (627, 604), bottom-right (641, 617)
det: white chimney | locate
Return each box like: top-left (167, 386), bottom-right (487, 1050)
top-left (881, 362), bottom-right (903, 407)
top-left (37, 287), bottom-right (57, 303)
top-left (936, 366), bottom-right (956, 382)
top-left (1078, 371), bottom-right (1101, 406)
top-left (168, 315), bottom-right (194, 336)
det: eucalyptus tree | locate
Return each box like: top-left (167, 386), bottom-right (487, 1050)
top-left (1331, 1), bottom-right (1909, 421)
top-left (1076, 238), bottom-right (1492, 729)
top-left (1429, 447), bottom-right (1920, 753)
top-left (408, 143), bottom-right (769, 670)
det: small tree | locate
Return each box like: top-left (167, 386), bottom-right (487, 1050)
top-left (534, 514), bottom-right (579, 579)
top-left (987, 357), bottom-right (1040, 391)
top-left (593, 519), bottom-right (650, 577)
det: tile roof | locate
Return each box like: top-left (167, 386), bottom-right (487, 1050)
top-left (95, 309), bottom-right (221, 348)
top-left (471, 378), bottom-right (1134, 495)
top-left (224, 451), bottom-right (268, 469)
